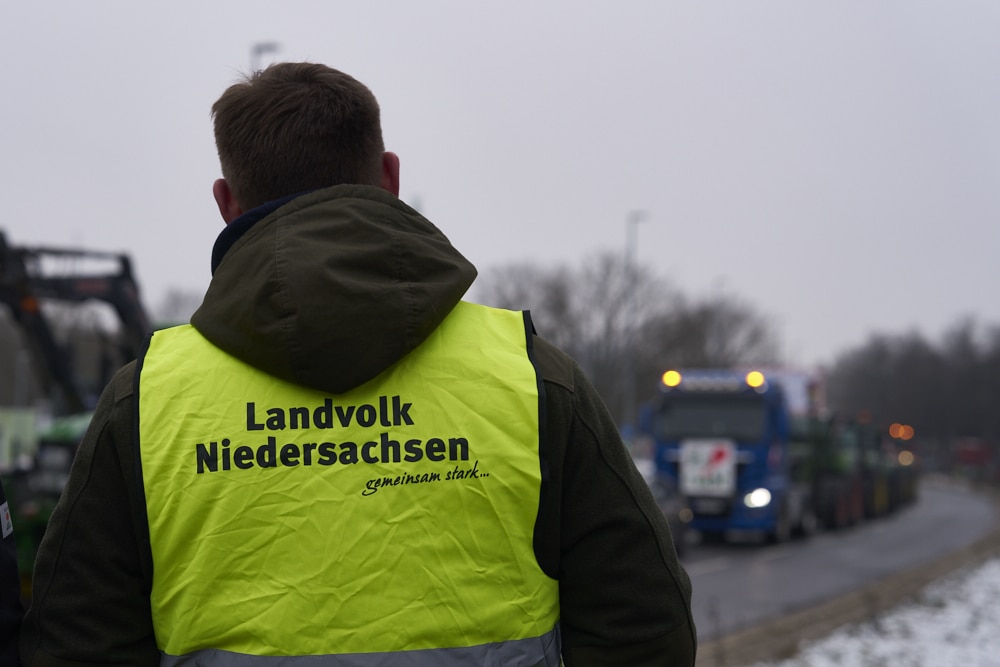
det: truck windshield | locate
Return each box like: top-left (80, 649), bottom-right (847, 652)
top-left (653, 396), bottom-right (767, 441)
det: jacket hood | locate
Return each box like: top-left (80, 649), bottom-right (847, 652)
top-left (191, 185), bottom-right (477, 394)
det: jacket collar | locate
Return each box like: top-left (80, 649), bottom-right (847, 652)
top-left (210, 191), bottom-right (311, 274)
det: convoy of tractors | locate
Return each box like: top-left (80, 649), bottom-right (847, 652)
top-left (639, 368), bottom-right (920, 545)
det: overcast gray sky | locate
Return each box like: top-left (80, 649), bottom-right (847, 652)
top-left (2, 1), bottom-right (998, 369)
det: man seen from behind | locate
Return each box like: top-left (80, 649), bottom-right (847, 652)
top-left (20, 62), bottom-right (696, 666)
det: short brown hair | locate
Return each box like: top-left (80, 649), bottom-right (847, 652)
top-left (212, 62), bottom-right (385, 211)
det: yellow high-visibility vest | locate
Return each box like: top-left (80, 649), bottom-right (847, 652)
top-left (138, 301), bottom-right (560, 665)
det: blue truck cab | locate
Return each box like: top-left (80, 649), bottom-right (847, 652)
top-left (640, 368), bottom-right (810, 543)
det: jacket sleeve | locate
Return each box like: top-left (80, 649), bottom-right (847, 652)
top-left (0, 478), bottom-right (24, 665)
top-left (531, 337), bottom-right (697, 666)
top-left (19, 364), bottom-right (159, 667)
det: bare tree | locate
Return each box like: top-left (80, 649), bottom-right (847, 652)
top-left (474, 252), bottom-right (781, 426)
top-left (825, 317), bottom-right (1000, 472)
top-left (474, 263), bottom-right (577, 352)
top-left (641, 293), bottom-right (779, 370)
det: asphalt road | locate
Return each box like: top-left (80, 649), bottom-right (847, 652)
top-left (680, 476), bottom-right (999, 642)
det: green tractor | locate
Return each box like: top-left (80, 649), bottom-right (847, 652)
top-left (3, 412), bottom-right (92, 599)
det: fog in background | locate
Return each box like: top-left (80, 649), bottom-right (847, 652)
top-left (3, 1), bottom-right (998, 368)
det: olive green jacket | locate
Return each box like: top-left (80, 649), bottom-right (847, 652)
top-left (20, 185), bottom-right (695, 666)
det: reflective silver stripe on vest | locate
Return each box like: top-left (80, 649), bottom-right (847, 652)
top-left (160, 625), bottom-right (561, 667)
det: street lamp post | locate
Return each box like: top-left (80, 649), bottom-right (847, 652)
top-left (624, 210), bottom-right (648, 431)
top-left (251, 42), bottom-right (281, 73)
top-left (625, 210), bottom-right (647, 272)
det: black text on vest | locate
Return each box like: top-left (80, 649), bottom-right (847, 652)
top-left (245, 396), bottom-right (414, 431)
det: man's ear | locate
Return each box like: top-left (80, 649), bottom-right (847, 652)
top-left (212, 179), bottom-right (244, 225)
top-left (380, 152), bottom-right (400, 197)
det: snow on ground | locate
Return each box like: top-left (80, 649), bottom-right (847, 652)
top-left (751, 556), bottom-right (1000, 666)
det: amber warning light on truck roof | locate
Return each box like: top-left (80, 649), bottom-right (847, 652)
top-left (745, 370), bottom-right (766, 388)
top-left (662, 370), bottom-right (682, 387)
top-left (660, 369), bottom-right (768, 392)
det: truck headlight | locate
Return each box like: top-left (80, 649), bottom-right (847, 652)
top-left (744, 488), bottom-right (772, 508)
